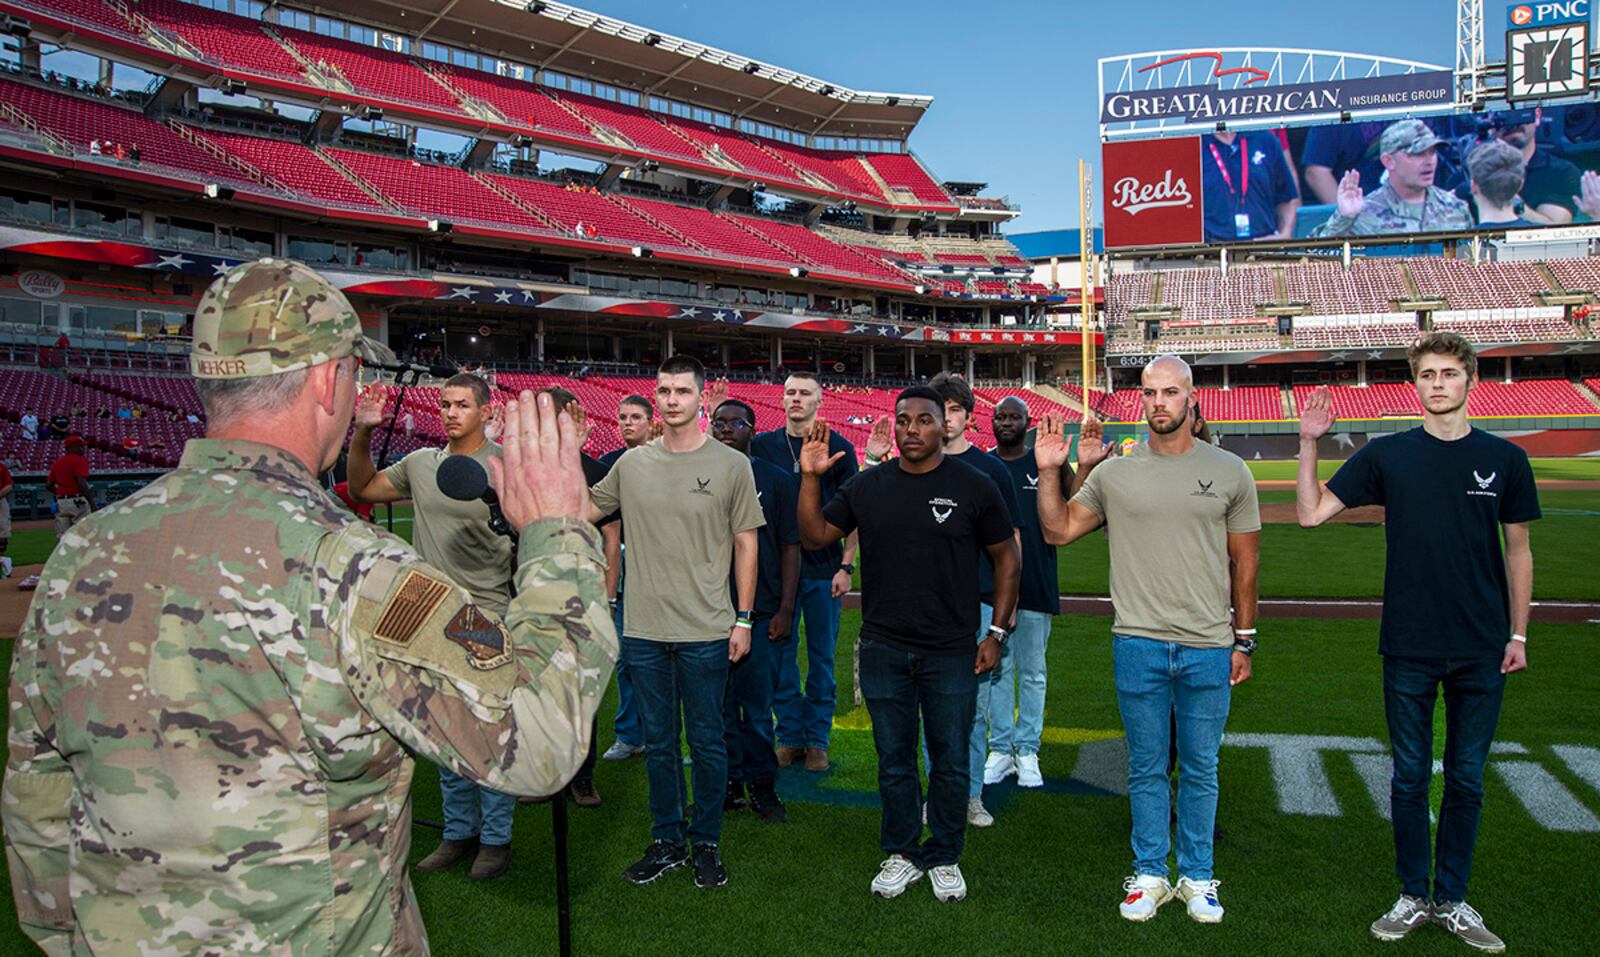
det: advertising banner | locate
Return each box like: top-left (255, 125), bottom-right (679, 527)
top-left (1102, 137), bottom-right (1204, 249)
top-left (1099, 70), bottom-right (1455, 125)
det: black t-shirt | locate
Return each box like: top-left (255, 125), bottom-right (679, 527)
top-left (1326, 427), bottom-right (1541, 659)
top-left (823, 456), bottom-right (1013, 655)
top-left (955, 446), bottom-right (1021, 603)
top-left (982, 448), bottom-right (1070, 615)
top-left (752, 427), bottom-right (859, 580)
top-left (1520, 147), bottom-right (1582, 217)
top-left (581, 453), bottom-right (618, 528)
top-left (737, 457), bottom-right (800, 616)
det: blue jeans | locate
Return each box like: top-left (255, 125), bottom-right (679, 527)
top-left (917, 608), bottom-right (986, 799)
top-left (986, 609), bottom-right (1052, 757)
top-left (773, 578), bottom-right (839, 750)
top-left (724, 617), bottom-right (778, 784)
top-left (625, 635), bottom-right (729, 846)
top-left (439, 768), bottom-right (516, 846)
top-left (1383, 655), bottom-right (1505, 903)
top-left (611, 599), bottom-right (642, 748)
top-left (1113, 634), bottom-right (1232, 881)
top-left (860, 637), bottom-right (977, 869)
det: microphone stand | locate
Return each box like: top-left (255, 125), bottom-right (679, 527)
top-left (374, 366), bottom-right (424, 533)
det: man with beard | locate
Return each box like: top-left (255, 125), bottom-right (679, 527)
top-left (1297, 332), bottom-right (1538, 953)
top-left (1034, 356), bottom-right (1260, 925)
top-left (750, 371), bottom-right (858, 772)
top-left (797, 387), bottom-right (1017, 904)
top-left (1485, 108), bottom-right (1581, 225)
top-left (348, 372), bottom-right (525, 880)
top-left (1316, 119), bottom-right (1473, 237)
top-left (710, 399), bottom-right (799, 824)
top-left (599, 394), bottom-right (653, 761)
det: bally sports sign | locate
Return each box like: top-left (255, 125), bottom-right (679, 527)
top-left (1102, 138), bottom-right (1204, 249)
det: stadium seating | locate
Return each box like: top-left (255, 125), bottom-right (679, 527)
top-left (427, 66), bottom-right (601, 144)
top-left (185, 128), bottom-right (388, 211)
top-left (33, 0), bottom-right (143, 38)
top-left (324, 149), bottom-right (545, 229)
top-left (726, 215), bottom-right (908, 282)
top-left (0, 77), bottom-right (244, 183)
top-left (137, 0), bottom-right (307, 79)
top-left (482, 177), bottom-right (685, 249)
top-left (862, 153), bottom-right (952, 205)
top-left (554, 91), bottom-right (707, 163)
top-left (273, 25), bottom-right (465, 114)
top-left (619, 199), bottom-right (793, 268)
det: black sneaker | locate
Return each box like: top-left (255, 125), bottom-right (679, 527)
top-left (724, 781), bottom-right (747, 812)
top-left (748, 779), bottom-right (788, 824)
top-left (622, 841), bottom-right (688, 885)
top-left (692, 843), bottom-right (728, 889)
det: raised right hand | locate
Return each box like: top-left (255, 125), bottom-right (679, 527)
top-left (1299, 385), bottom-right (1337, 441)
top-left (800, 419), bottom-right (845, 476)
top-left (488, 391), bottom-right (589, 529)
top-left (1335, 169), bottom-right (1364, 219)
top-left (354, 383), bottom-right (390, 430)
top-left (1077, 414), bottom-right (1112, 470)
top-left (1034, 413), bottom-right (1071, 469)
top-left (865, 417), bottom-right (893, 460)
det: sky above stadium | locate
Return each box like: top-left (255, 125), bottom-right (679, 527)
top-left (590, 0), bottom-right (1456, 233)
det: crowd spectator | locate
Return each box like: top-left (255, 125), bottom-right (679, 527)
top-left (19, 408), bottom-right (38, 441)
top-left (1466, 140), bottom-right (1532, 229)
top-left (1487, 108), bottom-right (1580, 225)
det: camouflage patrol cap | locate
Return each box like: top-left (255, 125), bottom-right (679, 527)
top-left (190, 258), bottom-right (396, 379)
top-left (1380, 119), bottom-right (1442, 156)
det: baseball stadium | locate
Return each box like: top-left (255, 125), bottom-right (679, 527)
top-left (0, 0), bottom-right (1595, 953)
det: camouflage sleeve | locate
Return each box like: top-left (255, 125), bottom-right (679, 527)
top-left (328, 517), bottom-right (618, 796)
top-left (2, 615), bottom-right (76, 954)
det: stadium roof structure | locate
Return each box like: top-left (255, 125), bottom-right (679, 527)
top-left (302, 0), bottom-right (935, 141)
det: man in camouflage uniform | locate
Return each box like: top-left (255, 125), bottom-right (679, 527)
top-left (2, 258), bottom-right (617, 955)
top-left (1315, 119), bottom-right (1474, 237)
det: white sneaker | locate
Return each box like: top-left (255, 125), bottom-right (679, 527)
top-left (1119, 874), bottom-right (1173, 921)
top-left (982, 752), bottom-right (1016, 784)
top-left (966, 797), bottom-right (993, 828)
top-left (0, 556), bottom-right (11, 578)
top-left (1371, 894), bottom-right (1432, 941)
top-left (929, 863), bottom-right (966, 902)
top-left (601, 740), bottom-right (644, 760)
top-left (1432, 900), bottom-right (1505, 953)
top-left (1015, 753), bottom-right (1043, 788)
top-left (870, 855), bottom-right (923, 899)
top-left (1176, 877), bottom-right (1224, 923)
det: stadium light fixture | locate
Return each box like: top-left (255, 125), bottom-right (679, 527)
top-left (1215, 122), bottom-right (1226, 132)
top-left (1340, 111), bottom-right (1352, 123)
top-left (644, 33), bottom-right (661, 46)
top-left (524, 1), bottom-right (546, 12)
top-left (743, 62), bottom-right (761, 74)
top-left (887, 97), bottom-right (899, 106)
top-left (820, 85), bottom-right (834, 96)
top-left (430, 220), bottom-right (455, 234)
top-left (512, 135), bottom-right (535, 148)
top-left (789, 267), bottom-right (809, 278)
top-left (203, 184), bottom-right (236, 200)
top-left (632, 246), bottom-right (654, 258)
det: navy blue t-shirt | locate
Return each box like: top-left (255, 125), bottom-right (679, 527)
top-left (824, 456), bottom-right (1014, 655)
top-left (751, 427), bottom-right (858, 580)
top-left (1301, 122), bottom-right (1388, 196)
top-left (982, 448), bottom-right (1069, 615)
top-left (1326, 427), bottom-right (1541, 659)
top-left (954, 446), bottom-right (1021, 604)
top-left (737, 456), bottom-right (801, 617)
top-left (1200, 133), bottom-right (1300, 243)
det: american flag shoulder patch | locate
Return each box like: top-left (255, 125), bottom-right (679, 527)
top-left (374, 570), bottom-right (451, 646)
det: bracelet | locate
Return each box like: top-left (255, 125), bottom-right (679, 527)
top-left (1510, 634), bottom-right (1527, 644)
top-left (864, 450), bottom-right (883, 464)
top-left (734, 619), bottom-right (753, 630)
top-left (1234, 628), bottom-right (1257, 636)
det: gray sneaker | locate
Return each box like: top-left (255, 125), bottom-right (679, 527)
top-left (1433, 901), bottom-right (1505, 953)
top-left (1370, 894), bottom-right (1431, 941)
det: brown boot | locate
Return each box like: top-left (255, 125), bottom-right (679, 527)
top-left (469, 843), bottom-right (513, 881)
top-left (804, 748), bottom-right (830, 772)
top-left (776, 746), bottom-right (805, 769)
top-left (569, 778), bottom-right (602, 808)
top-left (414, 837), bottom-right (478, 874)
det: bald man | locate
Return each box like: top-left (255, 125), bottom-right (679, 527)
top-left (1033, 356), bottom-right (1260, 926)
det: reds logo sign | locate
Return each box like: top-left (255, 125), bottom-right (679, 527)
top-left (1102, 137), bottom-right (1205, 249)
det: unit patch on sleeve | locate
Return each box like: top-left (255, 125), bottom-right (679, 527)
top-left (444, 604), bottom-right (513, 670)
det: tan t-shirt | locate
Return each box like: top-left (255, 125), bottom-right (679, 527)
top-left (589, 436), bottom-right (765, 642)
top-left (1072, 441), bottom-right (1260, 648)
top-left (382, 442), bottom-right (514, 615)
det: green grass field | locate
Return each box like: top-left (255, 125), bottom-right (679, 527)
top-left (3, 613), bottom-right (1595, 955)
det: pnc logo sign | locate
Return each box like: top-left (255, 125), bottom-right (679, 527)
top-left (1511, 5), bottom-right (1535, 25)
top-left (1103, 137), bottom-right (1205, 249)
top-left (1506, 0), bottom-right (1589, 26)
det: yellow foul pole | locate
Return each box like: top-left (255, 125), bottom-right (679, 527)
top-left (1078, 159), bottom-right (1097, 419)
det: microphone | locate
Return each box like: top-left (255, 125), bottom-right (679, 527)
top-left (436, 454), bottom-right (513, 537)
top-left (370, 360), bottom-right (460, 379)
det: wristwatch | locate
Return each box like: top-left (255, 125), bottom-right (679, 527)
top-left (985, 624), bottom-right (1009, 646)
top-left (1232, 637), bottom-right (1256, 656)
top-left (839, 563), bottom-right (855, 574)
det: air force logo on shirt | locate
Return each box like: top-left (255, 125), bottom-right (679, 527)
top-left (1025, 473), bottom-right (1040, 491)
top-left (1468, 469), bottom-right (1499, 498)
top-left (929, 496), bottom-right (958, 525)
